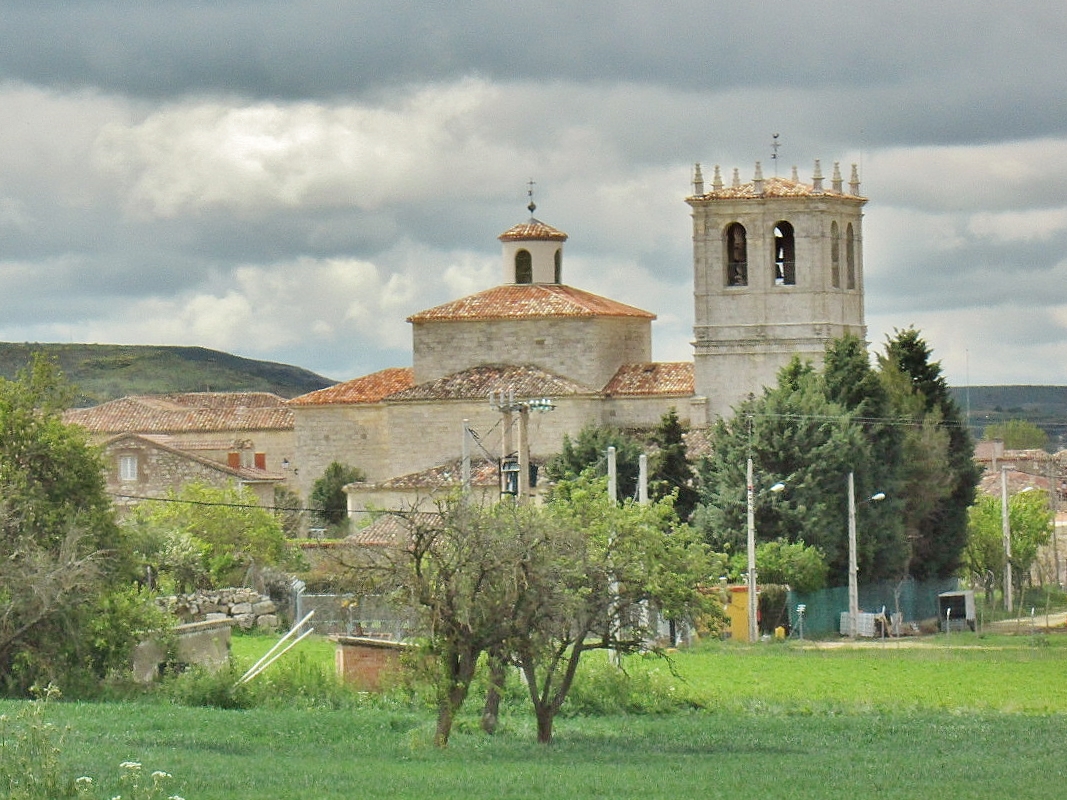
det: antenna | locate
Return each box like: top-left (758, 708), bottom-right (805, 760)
top-left (771, 133), bottom-right (781, 177)
top-left (526, 179), bottom-right (536, 215)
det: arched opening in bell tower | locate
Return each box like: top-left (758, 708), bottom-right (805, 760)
top-left (774, 221), bottom-right (796, 286)
top-left (831, 221), bottom-right (841, 288)
top-left (515, 249), bottom-right (533, 284)
top-left (725, 223), bottom-right (747, 286)
top-left (845, 224), bottom-right (856, 289)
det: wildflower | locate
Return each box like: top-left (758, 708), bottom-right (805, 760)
top-left (152, 770), bottom-right (173, 780)
top-left (120, 760), bottom-right (142, 770)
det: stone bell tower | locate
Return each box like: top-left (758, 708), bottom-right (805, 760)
top-left (687, 160), bottom-right (868, 422)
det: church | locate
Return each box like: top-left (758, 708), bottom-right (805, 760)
top-left (285, 159), bottom-right (869, 509)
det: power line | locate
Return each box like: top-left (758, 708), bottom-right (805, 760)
top-left (109, 492), bottom-right (375, 515)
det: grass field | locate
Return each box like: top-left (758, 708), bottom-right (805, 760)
top-left (7, 633), bottom-right (1067, 799)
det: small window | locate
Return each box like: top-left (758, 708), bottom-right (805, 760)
top-left (846, 223), bottom-right (856, 289)
top-left (553, 249), bottom-right (562, 284)
top-left (830, 221), bottom-right (841, 288)
top-left (119, 455), bottom-right (138, 482)
top-left (515, 249), bottom-right (533, 284)
top-left (725, 223), bottom-right (747, 286)
top-left (774, 221), bottom-right (796, 286)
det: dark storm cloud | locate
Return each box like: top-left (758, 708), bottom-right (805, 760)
top-left (1, 2), bottom-right (1066, 384)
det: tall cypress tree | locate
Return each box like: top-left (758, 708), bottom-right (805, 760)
top-left (879, 328), bottom-right (980, 579)
top-left (649, 408), bottom-right (699, 522)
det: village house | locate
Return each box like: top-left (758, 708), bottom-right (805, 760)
top-left (64, 392), bottom-right (294, 509)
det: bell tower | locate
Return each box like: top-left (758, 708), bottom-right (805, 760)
top-left (498, 192), bottom-right (567, 285)
top-left (687, 160), bottom-right (868, 421)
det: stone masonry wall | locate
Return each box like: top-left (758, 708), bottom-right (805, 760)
top-left (158, 587), bottom-right (281, 631)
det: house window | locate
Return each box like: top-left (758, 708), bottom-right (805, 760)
top-left (553, 249), bottom-right (562, 284)
top-left (846, 223), bottom-right (856, 289)
top-left (830, 221), bottom-right (841, 288)
top-left (515, 249), bottom-right (533, 284)
top-left (725, 223), bottom-right (747, 286)
top-left (774, 221), bottom-right (796, 285)
top-left (119, 455), bottom-right (138, 482)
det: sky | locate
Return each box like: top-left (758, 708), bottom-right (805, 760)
top-left (1, 2), bottom-right (1066, 388)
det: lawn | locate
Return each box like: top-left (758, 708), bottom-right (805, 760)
top-left (9, 633), bottom-right (1067, 799)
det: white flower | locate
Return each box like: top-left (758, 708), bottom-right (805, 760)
top-left (75, 776), bottom-right (94, 785)
top-left (119, 761), bottom-right (142, 770)
top-left (152, 770), bottom-right (172, 780)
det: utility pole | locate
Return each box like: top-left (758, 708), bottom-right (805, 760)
top-left (848, 471), bottom-right (858, 638)
top-left (489, 391), bottom-right (554, 503)
top-left (1001, 466), bottom-right (1013, 613)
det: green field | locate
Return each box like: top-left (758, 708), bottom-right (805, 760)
top-left (7, 634), bottom-right (1067, 799)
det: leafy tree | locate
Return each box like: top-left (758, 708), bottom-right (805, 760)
top-left (358, 482), bottom-right (716, 746)
top-left (368, 499), bottom-right (552, 747)
top-left (649, 408), bottom-right (699, 521)
top-left (544, 424), bottom-right (643, 501)
top-left (310, 461), bottom-right (365, 531)
top-left (694, 357), bottom-right (871, 585)
top-left (273, 485), bottom-right (306, 538)
top-left (983, 419), bottom-right (1049, 451)
top-left (879, 329), bottom-right (981, 579)
top-left (823, 335), bottom-right (910, 581)
top-left (964, 490), bottom-right (1054, 604)
top-left (126, 481), bottom-right (291, 591)
top-left (515, 476), bottom-right (718, 743)
top-left (726, 539), bottom-right (828, 594)
top-left (0, 357), bottom-right (162, 695)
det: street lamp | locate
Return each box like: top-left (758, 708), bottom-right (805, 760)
top-left (848, 471), bottom-right (885, 638)
top-left (746, 456), bottom-right (785, 643)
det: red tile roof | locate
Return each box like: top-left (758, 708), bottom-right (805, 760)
top-left (689, 175), bottom-right (864, 201)
top-left (386, 364), bottom-right (594, 402)
top-left (288, 367), bottom-right (415, 406)
top-left (408, 284), bottom-right (655, 323)
top-left (347, 512), bottom-right (441, 547)
top-left (354, 459), bottom-right (503, 491)
top-left (603, 362), bottom-right (694, 396)
top-left (498, 218), bottom-right (569, 242)
top-left (65, 392), bottom-right (293, 433)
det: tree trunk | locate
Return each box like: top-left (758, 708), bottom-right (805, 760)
top-left (535, 704), bottom-right (555, 744)
top-left (480, 649), bottom-right (507, 734)
top-left (433, 646), bottom-right (479, 747)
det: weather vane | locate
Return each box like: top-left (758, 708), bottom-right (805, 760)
top-left (527, 179), bottom-right (536, 215)
top-left (771, 133), bottom-right (781, 177)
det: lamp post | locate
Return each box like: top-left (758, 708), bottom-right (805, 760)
top-left (746, 457), bottom-right (784, 643)
top-left (847, 471), bottom-right (885, 638)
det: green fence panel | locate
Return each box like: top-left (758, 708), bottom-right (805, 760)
top-left (787, 577), bottom-right (959, 637)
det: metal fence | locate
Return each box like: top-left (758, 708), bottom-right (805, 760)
top-left (787, 577), bottom-right (959, 637)
top-left (291, 580), bottom-right (415, 639)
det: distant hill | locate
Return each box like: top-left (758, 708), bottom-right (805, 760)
top-left (0, 343), bottom-right (336, 407)
top-left (950, 385), bottom-right (1067, 448)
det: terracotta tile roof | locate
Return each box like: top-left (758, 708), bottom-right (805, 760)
top-left (689, 175), bottom-right (865, 201)
top-left (103, 433), bottom-right (285, 482)
top-left (347, 512), bottom-right (441, 547)
top-left (361, 458), bottom-right (503, 490)
top-left (407, 284), bottom-right (655, 323)
top-left (498, 217), bottom-right (569, 242)
top-left (386, 364), bottom-right (594, 402)
top-left (287, 367), bottom-right (415, 406)
top-left (65, 392), bottom-right (293, 433)
top-left (603, 362), bottom-right (694, 396)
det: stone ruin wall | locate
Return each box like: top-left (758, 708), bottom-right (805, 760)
top-left (158, 587), bottom-right (282, 631)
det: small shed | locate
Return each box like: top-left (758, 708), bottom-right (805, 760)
top-left (938, 590), bottom-right (976, 632)
top-left (334, 636), bottom-right (411, 690)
